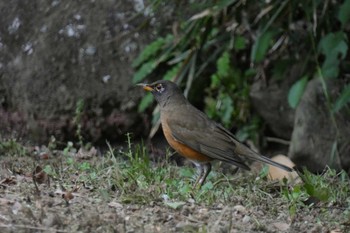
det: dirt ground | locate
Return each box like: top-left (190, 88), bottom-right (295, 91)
top-left (0, 153), bottom-right (348, 233)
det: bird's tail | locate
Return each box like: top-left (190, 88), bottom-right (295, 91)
top-left (236, 144), bottom-right (293, 172)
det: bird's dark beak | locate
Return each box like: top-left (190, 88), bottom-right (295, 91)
top-left (137, 83), bottom-right (154, 92)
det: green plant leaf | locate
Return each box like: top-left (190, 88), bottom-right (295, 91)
top-left (132, 60), bottom-right (157, 83)
top-left (164, 201), bottom-right (186, 209)
top-left (333, 85), bottom-right (350, 112)
top-left (289, 204), bottom-right (296, 217)
top-left (318, 32), bottom-right (348, 58)
top-left (244, 68), bottom-right (257, 77)
top-left (272, 59), bottom-right (291, 80)
top-left (234, 35), bottom-right (246, 50)
top-left (221, 95), bottom-right (234, 125)
top-left (251, 30), bottom-right (275, 63)
top-left (338, 0), bottom-right (350, 28)
top-left (163, 63), bottom-right (182, 81)
top-left (235, 128), bottom-right (249, 142)
top-left (201, 181), bottom-right (214, 191)
top-left (216, 51), bottom-right (231, 77)
top-left (80, 162), bottom-right (91, 171)
top-left (318, 32), bottom-right (348, 78)
top-left (288, 76), bottom-right (308, 109)
top-left (210, 74), bottom-right (220, 88)
top-left (132, 36), bottom-right (172, 68)
top-left (216, 0), bottom-right (238, 10)
top-left (204, 97), bottom-right (217, 118)
top-left (304, 183), bottom-right (330, 202)
top-left (43, 165), bottom-right (53, 175)
top-left (291, 185), bottom-right (302, 199)
top-left (167, 50), bottom-right (192, 65)
top-left (179, 167), bottom-right (193, 178)
top-left (315, 188), bottom-right (330, 202)
top-left (303, 183), bottom-right (315, 196)
top-left (259, 165), bottom-right (269, 178)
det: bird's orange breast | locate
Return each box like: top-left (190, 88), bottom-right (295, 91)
top-left (162, 121), bottom-right (212, 162)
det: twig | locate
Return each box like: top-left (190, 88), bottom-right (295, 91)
top-left (32, 171), bottom-right (41, 195)
top-left (265, 137), bottom-right (290, 145)
top-left (309, 205), bottom-right (348, 211)
top-left (183, 215), bottom-right (204, 224)
top-left (0, 224), bottom-right (68, 232)
top-left (210, 206), bottom-right (229, 232)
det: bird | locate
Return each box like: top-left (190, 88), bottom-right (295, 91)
top-left (138, 80), bottom-right (292, 189)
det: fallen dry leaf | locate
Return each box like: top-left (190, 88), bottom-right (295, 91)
top-left (75, 146), bottom-right (97, 160)
top-left (32, 165), bottom-right (49, 184)
top-left (59, 186), bottom-right (80, 202)
top-left (233, 205), bottom-right (247, 217)
top-left (33, 145), bottom-right (52, 160)
top-left (0, 176), bottom-right (17, 186)
top-left (38, 152), bottom-right (50, 160)
top-left (61, 191), bottom-right (74, 202)
top-left (0, 197), bottom-right (15, 205)
top-left (108, 201), bottom-right (123, 209)
top-left (272, 221), bottom-right (290, 231)
top-left (11, 201), bottom-right (22, 215)
top-left (330, 229), bottom-right (342, 233)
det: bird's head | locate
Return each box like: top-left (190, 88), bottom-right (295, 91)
top-left (137, 80), bottom-right (185, 108)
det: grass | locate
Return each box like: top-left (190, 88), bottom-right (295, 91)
top-left (20, 134), bottom-right (349, 208)
top-left (1, 135), bottom-right (350, 231)
top-left (283, 167), bottom-right (350, 218)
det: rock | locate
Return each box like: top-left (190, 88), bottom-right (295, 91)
top-left (289, 78), bottom-right (350, 172)
top-left (175, 221), bottom-right (198, 232)
top-left (242, 215), bottom-right (251, 223)
top-left (233, 205), bottom-right (246, 215)
top-left (250, 64), bottom-right (303, 139)
top-left (272, 222), bottom-right (290, 231)
top-left (42, 213), bottom-right (62, 228)
top-left (0, 0), bottom-right (177, 144)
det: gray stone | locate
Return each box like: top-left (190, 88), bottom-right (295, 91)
top-left (289, 78), bottom-right (350, 172)
top-left (250, 64), bottom-right (303, 139)
top-left (0, 0), bottom-right (177, 143)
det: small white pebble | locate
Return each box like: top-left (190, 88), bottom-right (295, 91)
top-left (85, 45), bottom-right (96, 55)
top-left (66, 25), bottom-right (75, 37)
top-left (8, 17), bottom-right (21, 34)
top-left (74, 14), bottom-right (82, 20)
top-left (242, 215), bottom-right (250, 223)
top-left (187, 198), bottom-right (195, 204)
top-left (233, 205), bottom-right (246, 214)
top-left (102, 75), bottom-right (111, 83)
top-left (161, 194), bottom-right (169, 201)
top-left (198, 208), bottom-right (208, 214)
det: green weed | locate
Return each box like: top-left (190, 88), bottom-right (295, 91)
top-left (282, 167), bottom-right (350, 218)
top-left (0, 138), bottom-right (27, 157)
top-left (73, 98), bottom-right (85, 147)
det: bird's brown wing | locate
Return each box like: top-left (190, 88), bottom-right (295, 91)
top-left (165, 106), bottom-right (250, 170)
top-left (166, 104), bottom-right (293, 172)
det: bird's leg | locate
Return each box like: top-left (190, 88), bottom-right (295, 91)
top-left (197, 163), bottom-right (211, 188)
top-left (193, 163), bottom-right (204, 189)
top-left (193, 162), bottom-right (211, 190)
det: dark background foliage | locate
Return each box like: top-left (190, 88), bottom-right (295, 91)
top-left (133, 0), bottom-right (350, 171)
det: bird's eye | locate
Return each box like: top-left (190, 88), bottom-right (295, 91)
top-left (155, 84), bottom-right (164, 93)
